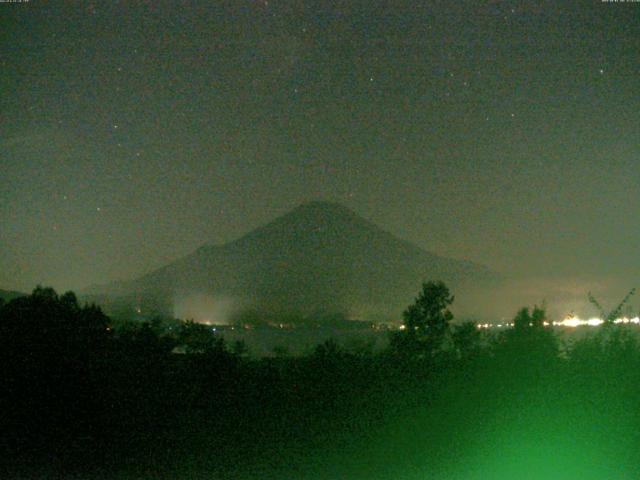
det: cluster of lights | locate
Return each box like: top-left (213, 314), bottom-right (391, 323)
top-left (477, 323), bottom-right (514, 329)
top-left (554, 316), bottom-right (640, 328)
top-left (475, 316), bottom-right (640, 329)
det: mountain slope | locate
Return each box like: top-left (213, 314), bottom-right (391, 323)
top-left (86, 201), bottom-right (499, 321)
top-left (0, 289), bottom-right (27, 303)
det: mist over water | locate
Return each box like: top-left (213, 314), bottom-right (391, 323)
top-left (452, 274), bottom-right (638, 323)
top-left (165, 272), bottom-right (638, 327)
top-left (173, 293), bottom-right (239, 325)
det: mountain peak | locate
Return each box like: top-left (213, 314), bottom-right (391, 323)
top-left (295, 200), bottom-right (354, 213)
top-left (236, 200), bottom-right (376, 246)
top-left (286, 201), bottom-right (360, 222)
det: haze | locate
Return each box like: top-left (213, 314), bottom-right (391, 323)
top-left (1, 2), bottom-right (638, 316)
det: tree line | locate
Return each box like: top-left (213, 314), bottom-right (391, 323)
top-left (1, 282), bottom-right (639, 479)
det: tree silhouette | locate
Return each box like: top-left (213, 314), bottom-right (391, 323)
top-left (392, 281), bottom-right (454, 358)
top-left (178, 320), bottom-right (226, 354)
top-left (0, 286), bottom-right (113, 460)
top-left (588, 288), bottom-right (636, 323)
top-left (513, 306), bottom-right (546, 331)
top-left (0, 286), bottom-right (109, 362)
top-left (452, 321), bottom-right (482, 360)
top-left (494, 305), bottom-right (558, 372)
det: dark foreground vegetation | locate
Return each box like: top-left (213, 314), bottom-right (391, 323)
top-left (2, 284), bottom-right (640, 479)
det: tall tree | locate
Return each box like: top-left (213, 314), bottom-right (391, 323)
top-left (392, 281), bottom-right (454, 358)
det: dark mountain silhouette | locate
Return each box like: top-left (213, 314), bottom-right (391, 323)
top-left (0, 289), bottom-right (26, 302)
top-left (84, 201), bottom-right (499, 321)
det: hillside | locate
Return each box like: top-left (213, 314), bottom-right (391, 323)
top-left (0, 289), bottom-right (27, 302)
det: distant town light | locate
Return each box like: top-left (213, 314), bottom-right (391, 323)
top-left (473, 316), bottom-right (640, 329)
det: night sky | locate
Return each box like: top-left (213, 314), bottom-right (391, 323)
top-left (1, 1), bottom-right (638, 310)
